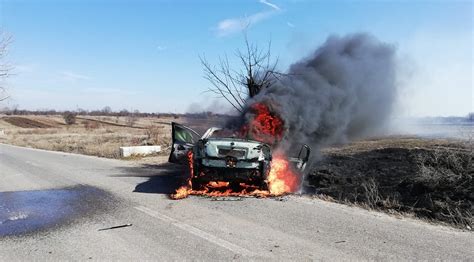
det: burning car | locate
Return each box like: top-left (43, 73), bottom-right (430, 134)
top-left (169, 122), bottom-right (310, 196)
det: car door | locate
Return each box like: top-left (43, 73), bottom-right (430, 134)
top-left (169, 122), bottom-right (201, 164)
top-left (288, 144), bottom-right (311, 171)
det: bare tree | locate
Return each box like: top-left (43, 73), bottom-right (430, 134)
top-left (200, 35), bottom-right (283, 112)
top-left (126, 109), bottom-right (139, 127)
top-left (0, 32), bottom-right (12, 102)
top-left (101, 106), bottom-right (112, 114)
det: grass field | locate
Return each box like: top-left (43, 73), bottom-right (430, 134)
top-left (0, 114), bottom-right (229, 160)
top-left (0, 114), bottom-right (175, 159)
top-left (307, 136), bottom-right (473, 229)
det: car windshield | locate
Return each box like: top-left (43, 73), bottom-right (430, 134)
top-left (208, 128), bottom-right (240, 139)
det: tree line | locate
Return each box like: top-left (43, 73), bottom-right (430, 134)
top-left (0, 106), bottom-right (229, 119)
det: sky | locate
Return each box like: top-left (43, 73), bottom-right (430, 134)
top-left (0, 0), bottom-right (472, 117)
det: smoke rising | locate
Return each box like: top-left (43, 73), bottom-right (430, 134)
top-left (246, 33), bottom-right (398, 155)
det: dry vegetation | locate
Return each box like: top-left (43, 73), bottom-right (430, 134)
top-left (0, 115), bottom-right (173, 159)
top-left (0, 114), bottom-right (230, 160)
top-left (306, 136), bottom-right (473, 229)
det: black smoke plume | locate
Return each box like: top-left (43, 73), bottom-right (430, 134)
top-left (245, 33), bottom-right (398, 157)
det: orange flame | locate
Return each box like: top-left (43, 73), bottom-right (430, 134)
top-left (241, 103), bottom-right (284, 145)
top-left (187, 150), bottom-right (194, 180)
top-left (170, 150), bottom-right (193, 199)
top-left (171, 186), bottom-right (189, 200)
top-left (267, 153), bottom-right (300, 195)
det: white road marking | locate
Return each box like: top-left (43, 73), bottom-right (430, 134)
top-left (134, 205), bottom-right (255, 257)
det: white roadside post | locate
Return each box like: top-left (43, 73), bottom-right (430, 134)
top-left (120, 146), bottom-right (161, 157)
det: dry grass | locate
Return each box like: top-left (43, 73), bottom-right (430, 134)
top-left (321, 135), bottom-right (468, 155)
top-left (0, 114), bottom-right (228, 160)
top-left (307, 137), bottom-right (473, 229)
top-left (0, 115), bottom-right (172, 159)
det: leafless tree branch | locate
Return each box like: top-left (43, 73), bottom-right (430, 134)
top-left (200, 33), bottom-right (286, 112)
top-left (0, 32), bottom-right (12, 102)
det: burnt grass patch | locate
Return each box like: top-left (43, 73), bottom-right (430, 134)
top-left (306, 138), bottom-right (473, 229)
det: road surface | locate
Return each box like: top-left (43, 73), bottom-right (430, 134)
top-left (0, 143), bottom-right (472, 260)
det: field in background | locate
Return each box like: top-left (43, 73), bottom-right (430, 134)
top-left (0, 114), bottom-right (229, 160)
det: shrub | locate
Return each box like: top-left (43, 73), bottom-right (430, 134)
top-left (63, 112), bottom-right (76, 125)
top-left (145, 125), bottom-right (165, 145)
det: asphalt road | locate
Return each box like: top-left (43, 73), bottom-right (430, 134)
top-left (0, 143), bottom-right (472, 260)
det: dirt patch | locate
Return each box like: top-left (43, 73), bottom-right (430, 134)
top-left (2, 117), bottom-right (53, 128)
top-left (76, 116), bottom-right (147, 129)
top-left (306, 138), bottom-right (473, 229)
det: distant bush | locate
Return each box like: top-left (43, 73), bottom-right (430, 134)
top-left (63, 112), bottom-right (76, 125)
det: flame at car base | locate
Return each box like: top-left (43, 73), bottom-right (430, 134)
top-left (170, 154), bottom-right (299, 199)
top-left (171, 103), bottom-right (300, 200)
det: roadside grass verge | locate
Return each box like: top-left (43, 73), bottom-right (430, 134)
top-left (306, 137), bottom-right (473, 229)
top-left (0, 116), bottom-right (172, 159)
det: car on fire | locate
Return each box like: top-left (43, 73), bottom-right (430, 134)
top-left (169, 122), bottom-right (311, 190)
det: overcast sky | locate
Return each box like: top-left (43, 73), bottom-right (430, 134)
top-left (0, 0), bottom-right (472, 117)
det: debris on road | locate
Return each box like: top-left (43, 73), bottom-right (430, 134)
top-left (274, 196), bottom-right (289, 202)
top-left (98, 223), bottom-right (132, 231)
top-left (210, 197), bottom-right (243, 201)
